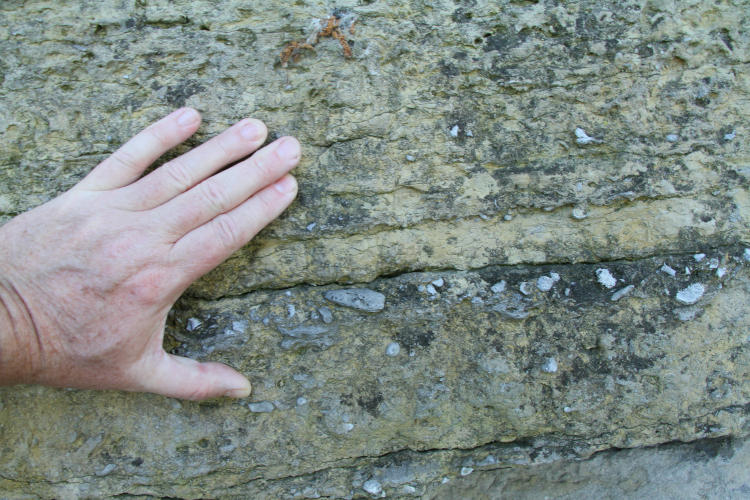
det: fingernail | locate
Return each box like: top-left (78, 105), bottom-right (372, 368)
top-left (224, 383), bottom-right (251, 399)
top-left (276, 137), bottom-right (300, 161)
top-left (274, 175), bottom-right (297, 194)
top-left (240, 120), bottom-right (264, 140)
top-left (176, 108), bottom-right (199, 126)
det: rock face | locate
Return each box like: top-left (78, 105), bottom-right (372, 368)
top-left (0, 0), bottom-right (748, 498)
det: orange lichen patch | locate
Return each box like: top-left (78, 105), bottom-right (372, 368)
top-left (280, 15), bottom-right (354, 66)
top-left (280, 41), bottom-right (315, 66)
top-left (332, 27), bottom-right (352, 58)
top-left (319, 16), bottom-right (338, 37)
top-left (349, 20), bottom-right (356, 35)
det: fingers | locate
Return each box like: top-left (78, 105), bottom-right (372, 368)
top-left (169, 174), bottom-right (298, 284)
top-left (140, 351), bottom-right (252, 400)
top-left (120, 117), bottom-right (268, 210)
top-left (78, 108), bottom-right (201, 191)
top-left (156, 136), bottom-right (300, 237)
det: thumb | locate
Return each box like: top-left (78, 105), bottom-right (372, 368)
top-left (140, 351), bottom-right (252, 400)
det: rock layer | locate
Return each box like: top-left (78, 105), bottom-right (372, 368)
top-left (0, 0), bottom-right (748, 498)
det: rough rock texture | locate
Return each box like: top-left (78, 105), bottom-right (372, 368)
top-left (1, 0), bottom-right (749, 498)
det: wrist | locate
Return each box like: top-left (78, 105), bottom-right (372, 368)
top-left (0, 274), bottom-right (42, 385)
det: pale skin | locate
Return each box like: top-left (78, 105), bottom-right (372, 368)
top-left (0, 107), bottom-right (300, 400)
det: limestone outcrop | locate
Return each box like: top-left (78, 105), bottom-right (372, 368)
top-left (1, 1), bottom-right (748, 498)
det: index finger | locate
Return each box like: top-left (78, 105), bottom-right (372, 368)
top-left (77, 108), bottom-right (201, 191)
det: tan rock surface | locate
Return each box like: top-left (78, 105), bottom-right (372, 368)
top-left (1, 0), bottom-right (748, 497)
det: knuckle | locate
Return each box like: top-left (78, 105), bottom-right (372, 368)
top-left (251, 153), bottom-right (276, 181)
top-left (109, 147), bottom-right (139, 171)
top-left (256, 189), bottom-right (277, 215)
top-left (147, 124), bottom-right (172, 149)
top-left (214, 133), bottom-right (236, 158)
top-left (163, 159), bottom-right (194, 192)
top-left (199, 180), bottom-right (231, 213)
top-left (185, 385), bottom-right (212, 401)
top-left (212, 214), bottom-right (240, 249)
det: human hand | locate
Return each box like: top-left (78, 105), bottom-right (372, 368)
top-left (0, 108), bottom-right (300, 400)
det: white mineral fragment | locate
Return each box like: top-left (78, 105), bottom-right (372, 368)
top-left (386, 342), bottom-right (400, 357)
top-left (575, 127), bottom-right (602, 145)
top-left (676, 283), bottom-right (705, 305)
top-left (660, 264), bottom-right (676, 277)
top-left (542, 357), bottom-right (558, 373)
top-left (611, 285), bottom-right (635, 301)
top-left (363, 479), bottom-right (382, 495)
top-left (490, 280), bottom-right (507, 294)
top-left (537, 273), bottom-right (560, 291)
top-left (596, 268), bottom-right (617, 289)
top-left (324, 289), bottom-right (385, 312)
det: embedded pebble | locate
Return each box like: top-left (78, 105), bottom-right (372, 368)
top-left (432, 277), bottom-right (444, 287)
top-left (248, 401), bottom-right (275, 413)
top-left (571, 207), bottom-right (587, 219)
top-left (611, 285), bottom-right (635, 301)
top-left (186, 318), bottom-right (202, 331)
top-left (693, 253), bottom-right (706, 262)
top-left (596, 268), bottom-right (617, 289)
top-left (306, 222), bottom-right (317, 231)
top-left (724, 130), bottom-right (736, 141)
top-left (460, 467), bottom-right (474, 476)
top-left (466, 129), bottom-right (473, 137)
top-left (744, 248), bottom-right (750, 261)
top-left (708, 257), bottom-right (719, 269)
top-left (96, 464), bottom-right (116, 477)
top-left (426, 284), bottom-right (437, 295)
top-left (575, 127), bottom-right (602, 145)
top-left (666, 134), bottom-right (679, 142)
top-left (405, 154), bottom-right (416, 161)
top-left (519, 281), bottom-right (533, 295)
top-left (676, 283), bottom-right (705, 305)
top-left (563, 406), bottom-right (573, 413)
top-left (296, 397), bottom-right (308, 406)
top-left (716, 267), bottom-right (727, 278)
top-left (402, 485), bottom-right (417, 494)
top-left (318, 306), bottom-right (333, 324)
top-left (536, 274), bottom-right (559, 292)
top-left (503, 214), bottom-right (513, 221)
top-left (542, 357), bottom-right (558, 373)
top-left (490, 280), bottom-right (507, 294)
top-left (660, 264), bottom-right (676, 277)
top-left (363, 479), bottom-right (382, 495)
top-left (450, 125), bottom-right (460, 137)
top-left (287, 304), bottom-right (296, 318)
top-left (324, 289), bottom-right (385, 312)
top-left (279, 324), bottom-right (333, 350)
top-left (386, 342), bottom-right (401, 357)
